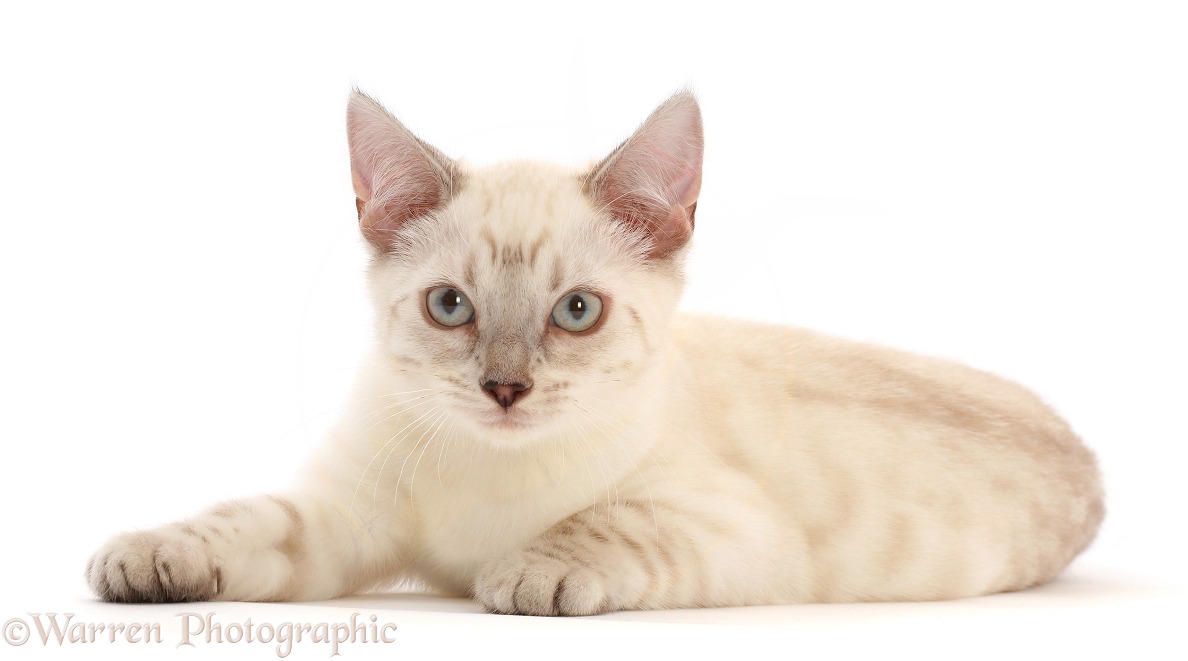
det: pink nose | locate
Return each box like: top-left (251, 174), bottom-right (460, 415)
top-left (481, 380), bottom-right (532, 410)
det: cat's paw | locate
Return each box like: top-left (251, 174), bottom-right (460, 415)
top-left (474, 551), bottom-right (611, 616)
top-left (86, 530), bottom-right (220, 603)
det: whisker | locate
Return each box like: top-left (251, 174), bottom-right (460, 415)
top-left (563, 428), bottom-right (602, 526)
top-left (393, 408), bottom-right (450, 502)
top-left (407, 409), bottom-right (452, 498)
top-left (377, 387), bottom-right (442, 398)
top-left (568, 414), bottom-right (618, 527)
top-left (358, 391), bottom-right (445, 434)
top-left (375, 406), bottom-right (446, 503)
top-left (576, 398), bottom-right (672, 479)
top-left (572, 402), bottom-right (660, 547)
top-left (346, 399), bottom-right (442, 527)
top-left (435, 418), bottom-right (459, 489)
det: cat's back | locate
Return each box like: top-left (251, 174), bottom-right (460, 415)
top-left (667, 313), bottom-right (1103, 600)
top-left (670, 312), bottom-right (1081, 445)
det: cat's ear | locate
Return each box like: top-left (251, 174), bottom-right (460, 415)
top-left (586, 90), bottom-right (704, 260)
top-left (347, 90), bottom-right (458, 252)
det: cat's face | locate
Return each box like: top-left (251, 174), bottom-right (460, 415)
top-left (348, 92), bottom-right (702, 446)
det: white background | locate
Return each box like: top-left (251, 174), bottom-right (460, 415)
top-left (1, 1), bottom-right (1185, 659)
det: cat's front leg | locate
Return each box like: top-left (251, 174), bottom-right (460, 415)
top-left (87, 491), bottom-right (409, 603)
top-left (473, 492), bottom-right (783, 616)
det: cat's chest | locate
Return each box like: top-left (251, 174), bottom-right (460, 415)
top-left (406, 455), bottom-right (611, 575)
top-left (418, 492), bottom-right (561, 565)
top-left (407, 488), bottom-right (578, 590)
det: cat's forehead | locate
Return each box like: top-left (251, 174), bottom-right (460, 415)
top-left (452, 160), bottom-right (593, 243)
top-left (403, 160), bottom-right (642, 298)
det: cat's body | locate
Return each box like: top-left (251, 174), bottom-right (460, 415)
top-left (87, 91), bottom-right (1102, 614)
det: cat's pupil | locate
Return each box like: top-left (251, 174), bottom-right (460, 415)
top-left (442, 289), bottom-right (459, 314)
top-left (568, 295), bottom-right (585, 319)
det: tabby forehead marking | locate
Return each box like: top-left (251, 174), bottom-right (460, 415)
top-left (549, 254), bottom-right (565, 291)
top-left (527, 232), bottom-right (549, 269)
top-left (475, 230), bottom-right (553, 271)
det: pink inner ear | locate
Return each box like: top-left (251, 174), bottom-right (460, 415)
top-left (589, 92), bottom-right (704, 259)
top-left (652, 204), bottom-right (695, 254)
top-left (351, 165), bottom-right (374, 204)
top-left (668, 166), bottom-right (701, 210)
top-left (347, 92), bottom-right (454, 252)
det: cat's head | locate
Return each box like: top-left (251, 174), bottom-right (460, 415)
top-left (347, 90), bottom-right (702, 446)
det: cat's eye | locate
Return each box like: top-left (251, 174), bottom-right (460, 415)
top-left (426, 287), bottom-right (475, 327)
top-left (551, 291), bottom-right (603, 333)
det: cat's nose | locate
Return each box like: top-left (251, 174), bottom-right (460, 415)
top-left (481, 379), bottom-right (532, 410)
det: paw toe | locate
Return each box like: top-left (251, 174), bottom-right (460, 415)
top-left (553, 568), bottom-right (608, 616)
top-left (475, 555), bottom-right (611, 617)
top-left (88, 531), bottom-right (217, 603)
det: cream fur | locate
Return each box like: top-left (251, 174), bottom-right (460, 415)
top-left (86, 92), bottom-right (1102, 614)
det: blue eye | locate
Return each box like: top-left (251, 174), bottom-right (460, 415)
top-left (426, 287), bottom-right (475, 327)
top-left (551, 291), bottom-right (603, 333)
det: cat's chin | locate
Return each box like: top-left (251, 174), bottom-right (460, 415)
top-left (466, 408), bottom-right (560, 446)
top-left (483, 414), bottom-right (534, 430)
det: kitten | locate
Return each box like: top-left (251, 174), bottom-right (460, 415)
top-left (86, 90), bottom-right (1103, 615)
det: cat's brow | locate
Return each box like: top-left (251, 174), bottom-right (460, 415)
top-left (479, 227), bottom-right (498, 263)
top-left (527, 232), bottom-right (549, 269)
top-left (476, 229), bottom-right (552, 271)
top-left (550, 254), bottom-right (564, 291)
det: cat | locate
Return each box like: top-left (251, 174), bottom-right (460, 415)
top-left (86, 89), bottom-right (1104, 615)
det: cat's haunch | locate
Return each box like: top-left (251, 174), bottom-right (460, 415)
top-left (86, 90), bottom-right (1102, 614)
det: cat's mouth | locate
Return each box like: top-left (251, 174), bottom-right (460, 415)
top-left (478, 407), bottom-right (536, 430)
